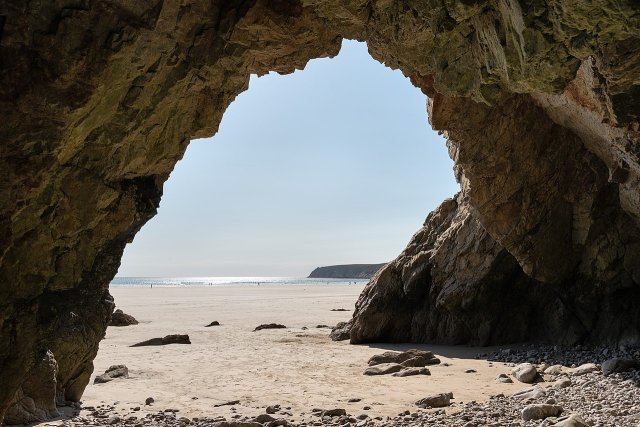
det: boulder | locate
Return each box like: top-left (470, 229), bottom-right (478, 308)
top-left (415, 393), bottom-right (453, 408)
top-left (512, 363), bottom-right (538, 383)
top-left (253, 414), bottom-right (276, 423)
top-left (368, 350), bottom-right (437, 366)
top-left (329, 322), bottom-right (351, 341)
top-left (109, 309), bottom-right (139, 327)
top-left (94, 365), bottom-right (129, 384)
top-left (363, 363), bottom-right (404, 376)
top-left (400, 356), bottom-right (441, 367)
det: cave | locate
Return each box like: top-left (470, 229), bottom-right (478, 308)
top-left (1, 0), bottom-right (639, 424)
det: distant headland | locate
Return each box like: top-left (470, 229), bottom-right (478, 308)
top-left (307, 263), bottom-right (386, 279)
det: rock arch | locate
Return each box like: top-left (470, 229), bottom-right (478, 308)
top-left (1, 0), bottom-right (639, 423)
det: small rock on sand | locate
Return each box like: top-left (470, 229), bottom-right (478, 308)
top-left (266, 405), bottom-right (280, 414)
top-left (253, 414), bottom-right (275, 423)
top-left (330, 308), bottom-right (349, 312)
top-left (109, 309), bottom-right (138, 327)
top-left (253, 324), bottom-right (286, 331)
top-left (205, 321), bottom-right (220, 327)
top-left (145, 397), bottom-right (154, 405)
top-left (94, 365), bottom-right (129, 383)
top-left (131, 334), bottom-right (191, 347)
top-left (415, 393), bottom-right (453, 408)
top-left (363, 363), bottom-right (404, 376)
top-left (512, 363), bottom-right (538, 383)
top-left (321, 409), bottom-right (346, 417)
top-left (521, 404), bottom-right (563, 421)
top-left (391, 367), bottom-right (430, 377)
top-left (214, 400), bottom-right (240, 407)
top-left (400, 355), bottom-right (441, 367)
top-left (368, 350), bottom-right (439, 367)
top-left (496, 373), bottom-right (513, 383)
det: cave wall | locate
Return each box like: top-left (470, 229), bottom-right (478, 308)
top-left (1, 0), bottom-right (639, 424)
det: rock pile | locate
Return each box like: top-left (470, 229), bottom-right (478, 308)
top-left (415, 393), bottom-right (453, 409)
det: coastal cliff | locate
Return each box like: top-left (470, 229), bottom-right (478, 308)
top-left (1, 0), bottom-right (640, 423)
top-left (308, 264), bottom-right (386, 279)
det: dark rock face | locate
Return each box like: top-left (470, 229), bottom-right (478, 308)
top-left (308, 264), bottom-right (386, 279)
top-left (1, 0), bottom-right (640, 423)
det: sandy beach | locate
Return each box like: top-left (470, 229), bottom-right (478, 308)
top-left (63, 284), bottom-right (520, 422)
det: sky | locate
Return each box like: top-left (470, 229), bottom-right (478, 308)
top-left (116, 40), bottom-right (459, 277)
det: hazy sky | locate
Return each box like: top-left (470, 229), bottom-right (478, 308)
top-left (116, 40), bottom-right (459, 277)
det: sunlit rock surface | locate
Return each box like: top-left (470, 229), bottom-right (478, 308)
top-left (1, 0), bottom-right (639, 423)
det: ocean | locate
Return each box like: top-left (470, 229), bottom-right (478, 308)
top-left (110, 277), bottom-right (370, 287)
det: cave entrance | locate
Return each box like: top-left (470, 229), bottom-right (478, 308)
top-left (89, 40), bottom-right (458, 418)
top-left (114, 40), bottom-right (457, 279)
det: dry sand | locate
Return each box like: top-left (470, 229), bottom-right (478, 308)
top-left (73, 284), bottom-right (520, 420)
